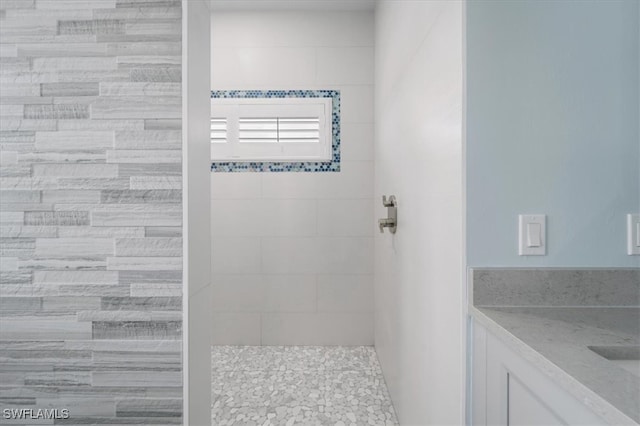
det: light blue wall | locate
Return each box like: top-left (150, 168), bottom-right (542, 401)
top-left (467, 0), bottom-right (640, 267)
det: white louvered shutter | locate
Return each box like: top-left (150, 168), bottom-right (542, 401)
top-left (211, 97), bottom-right (332, 162)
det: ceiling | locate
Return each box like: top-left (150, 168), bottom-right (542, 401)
top-left (208, 0), bottom-right (376, 12)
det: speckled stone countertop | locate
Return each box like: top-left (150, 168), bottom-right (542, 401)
top-left (469, 269), bottom-right (640, 426)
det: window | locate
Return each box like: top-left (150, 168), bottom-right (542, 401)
top-left (211, 97), bottom-right (333, 162)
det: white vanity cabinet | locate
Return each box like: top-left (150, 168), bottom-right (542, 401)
top-left (470, 320), bottom-right (607, 426)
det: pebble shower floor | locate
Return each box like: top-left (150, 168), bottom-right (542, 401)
top-left (211, 346), bottom-right (399, 426)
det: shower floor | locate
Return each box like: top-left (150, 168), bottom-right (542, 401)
top-left (211, 346), bottom-right (399, 426)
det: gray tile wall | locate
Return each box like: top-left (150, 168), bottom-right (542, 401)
top-left (0, 0), bottom-right (182, 423)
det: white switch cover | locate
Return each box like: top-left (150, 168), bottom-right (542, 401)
top-left (519, 214), bottom-right (546, 256)
top-left (627, 214), bottom-right (640, 255)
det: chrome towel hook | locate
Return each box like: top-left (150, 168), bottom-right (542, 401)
top-left (379, 195), bottom-right (397, 234)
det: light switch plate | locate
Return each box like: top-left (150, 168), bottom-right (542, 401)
top-left (519, 214), bottom-right (546, 256)
top-left (627, 214), bottom-right (640, 255)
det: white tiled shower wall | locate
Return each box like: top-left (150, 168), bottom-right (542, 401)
top-left (210, 11), bottom-right (375, 345)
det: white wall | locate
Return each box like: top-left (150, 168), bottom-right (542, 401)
top-left (375, 1), bottom-right (464, 424)
top-left (183, 1), bottom-right (212, 424)
top-left (466, 0), bottom-right (640, 267)
top-left (210, 11), bottom-right (375, 345)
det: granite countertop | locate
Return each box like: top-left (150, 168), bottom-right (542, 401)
top-left (469, 269), bottom-right (640, 426)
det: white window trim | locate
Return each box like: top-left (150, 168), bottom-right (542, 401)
top-left (210, 97), bottom-right (333, 162)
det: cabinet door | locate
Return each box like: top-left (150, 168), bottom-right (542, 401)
top-left (474, 320), bottom-right (607, 426)
top-left (508, 372), bottom-right (564, 426)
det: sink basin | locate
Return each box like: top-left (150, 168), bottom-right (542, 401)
top-left (588, 346), bottom-right (640, 377)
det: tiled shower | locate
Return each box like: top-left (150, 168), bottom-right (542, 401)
top-left (205, 2), bottom-right (466, 424)
top-left (0, 0), bottom-right (467, 425)
top-left (206, 10), bottom-right (397, 424)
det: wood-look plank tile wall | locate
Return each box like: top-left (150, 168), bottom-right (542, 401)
top-left (0, 0), bottom-right (183, 423)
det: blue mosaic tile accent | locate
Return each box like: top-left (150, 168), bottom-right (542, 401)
top-left (210, 90), bottom-right (341, 173)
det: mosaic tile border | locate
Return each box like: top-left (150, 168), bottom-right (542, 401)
top-left (210, 90), bottom-right (341, 172)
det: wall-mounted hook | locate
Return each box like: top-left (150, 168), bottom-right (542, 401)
top-left (379, 195), bottom-right (397, 234)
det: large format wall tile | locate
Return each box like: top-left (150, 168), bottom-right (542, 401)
top-left (210, 11), bottom-right (375, 345)
top-left (0, 1), bottom-right (182, 423)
